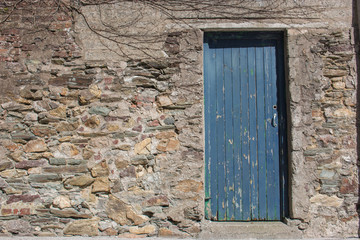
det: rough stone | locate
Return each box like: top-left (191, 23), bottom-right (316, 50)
top-left (15, 160), bottom-right (46, 169)
top-left (29, 174), bottom-right (62, 183)
top-left (157, 96), bottom-right (172, 106)
top-left (91, 177), bottom-right (110, 193)
top-left (49, 105), bottom-right (67, 118)
top-left (91, 161), bottom-right (109, 177)
top-left (175, 180), bottom-right (203, 193)
top-left (2, 219), bottom-right (32, 234)
top-left (58, 143), bottom-right (80, 157)
top-left (24, 139), bottom-right (47, 153)
top-left (84, 116), bottom-right (101, 128)
top-left (0, 160), bottom-right (13, 171)
top-left (127, 210), bottom-right (149, 225)
top-left (63, 218), bottom-right (99, 236)
top-left (0, 169), bottom-right (27, 178)
top-left (6, 194), bottom-right (40, 204)
top-left (49, 158), bottom-right (66, 165)
top-left (53, 195), bottom-right (72, 209)
top-left (65, 174), bottom-right (95, 187)
top-left (134, 138), bottom-right (151, 155)
top-left (50, 209), bottom-right (92, 218)
top-left (89, 106), bottom-right (111, 116)
top-left (106, 195), bottom-right (129, 225)
top-left (129, 225), bottom-right (156, 235)
top-left (143, 195), bottom-right (169, 206)
top-left (155, 131), bottom-right (176, 139)
top-left (310, 194), bottom-right (344, 207)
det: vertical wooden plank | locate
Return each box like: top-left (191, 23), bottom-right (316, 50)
top-left (264, 46), bottom-right (272, 220)
top-left (232, 47), bottom-right (242, 220)
top-left (265, 46), bottom-right (280, 220)
top-left (256, 46), bottom-right (267, 220)
top-left (203, 41), bottom-right (210, 219)
top-left (248, 47), bottom-right (258, 220)
top-left (276, 38), bottom-right (289, 219)
top-left (270, 46), bottom-right (281, 220)
top-left (240, 47), bottom-right (250, 220)
top-left (215, 48), bottom-right (226, 220)
top-left (204, 40), bottom-right (219, 220)
top-left (224, 47), bottom-right (234, 220)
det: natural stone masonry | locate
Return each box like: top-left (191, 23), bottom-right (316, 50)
top-left (0, 0), bottom-right (358, 238)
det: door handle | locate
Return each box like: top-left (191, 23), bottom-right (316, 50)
top-left (272, 113), bottom-right (277, 127)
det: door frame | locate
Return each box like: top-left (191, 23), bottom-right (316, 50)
top-left (203, 31), bottom-right (289, 221)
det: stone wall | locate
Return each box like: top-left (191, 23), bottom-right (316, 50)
top-left (0, 0), bottom-right (358, 238)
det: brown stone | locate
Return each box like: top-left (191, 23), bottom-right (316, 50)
top-left (82, 148), bottom-right (94, 159)
top-left (166, 139), bottom-right (179, 151)
top-left (157, 96), bottom-right (172, 106)
top-left (333, 108), bottom-right (355, 118)
top-left (323, 69), bottom-right (348, 77)
top-left (156, 140), bottom-right (168, 152)
top-left (91, 177), bottom-right (110, 193)
top-left (65, 174), bottom-right (95, 187)
top-left (115, 159), bottom-right (129, 169)
top-left (155, 131), bottom-right (176, 139)
top-left (106, 123), bottom-right (120, 132)
top-left (340, 178), bottom-right (357, 194)
top-left (310, 194), bottom-right (343, 207)
top-left (24, 139), bottom-right (47, 153)
top-left (332, 81), bottom-right (346, 89)
top-left (53, 195), bottom-right (72, 209)
top-left (63, 218), bottom-right (99, 236)
top-left (84, 116), bottom-right (100, 129)
top-left (175, 180), bottom-right (203, 193)
top-left (143, 195), bottom-right (169, 207)
top-left (0, 169), bottom-right (27, 178)
top-left (9, 150), bottom-right (26, 162)
top-left (106, 195), bottom-right (129, 225)
top-left (157, 139), bottom-right (179, 152)
top-left (129, 225), bottom-right (156, 235)
top-left (159, 228), bottom-right (174, 237)
top-left (0, 160), bottom-right (13, 171)
top-left (59, 143), bottom-right (79, 156)
top-left (49, 105), bottom-right (67, 118)
top-left (90, 161), bottom-right (109, 177)
top-left (104, 227), bottom-right (118, 236)
top-left (134, 138), bottom-right (151, 155)
top-left (127, 209), bottom-right (149, 225)
top-left (50, 209), bottom-right (92, 218)
top-left (55, 121), bottom-right (80, 132)
top-left (31, 126), bottom-right (57, 137)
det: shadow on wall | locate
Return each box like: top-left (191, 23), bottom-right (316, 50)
top-left (353, 0), bottom-right (360, 237)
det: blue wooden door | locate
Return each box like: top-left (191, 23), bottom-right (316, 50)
top-left (204, 32), bottom-right (288, 221)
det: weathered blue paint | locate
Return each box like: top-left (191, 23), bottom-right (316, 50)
top-left (204, 32), bottom-right (288, 221)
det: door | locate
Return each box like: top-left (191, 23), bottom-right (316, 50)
top-left (204, 32), bottom-right (288, 221)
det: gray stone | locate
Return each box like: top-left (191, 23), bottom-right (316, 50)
top-left (144, 125), bottom-right (175, 133)
top-left (319, 169), bottom-right (336, 179)
top-left (29, 174), bottom-right (62, 183)
top-left (131, 155), bottom-right (149, 165)
top-left (49, 158), bottom-right (67, 165)
top-left (2, 219), bottom-right (31, 233)
top-left (89, 106), bottom-right (111, 116)
top-left (164, 117), bottom-right (175, 125)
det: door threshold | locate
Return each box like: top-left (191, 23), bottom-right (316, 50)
top-left (200, 221), bottom-right (302, 239)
